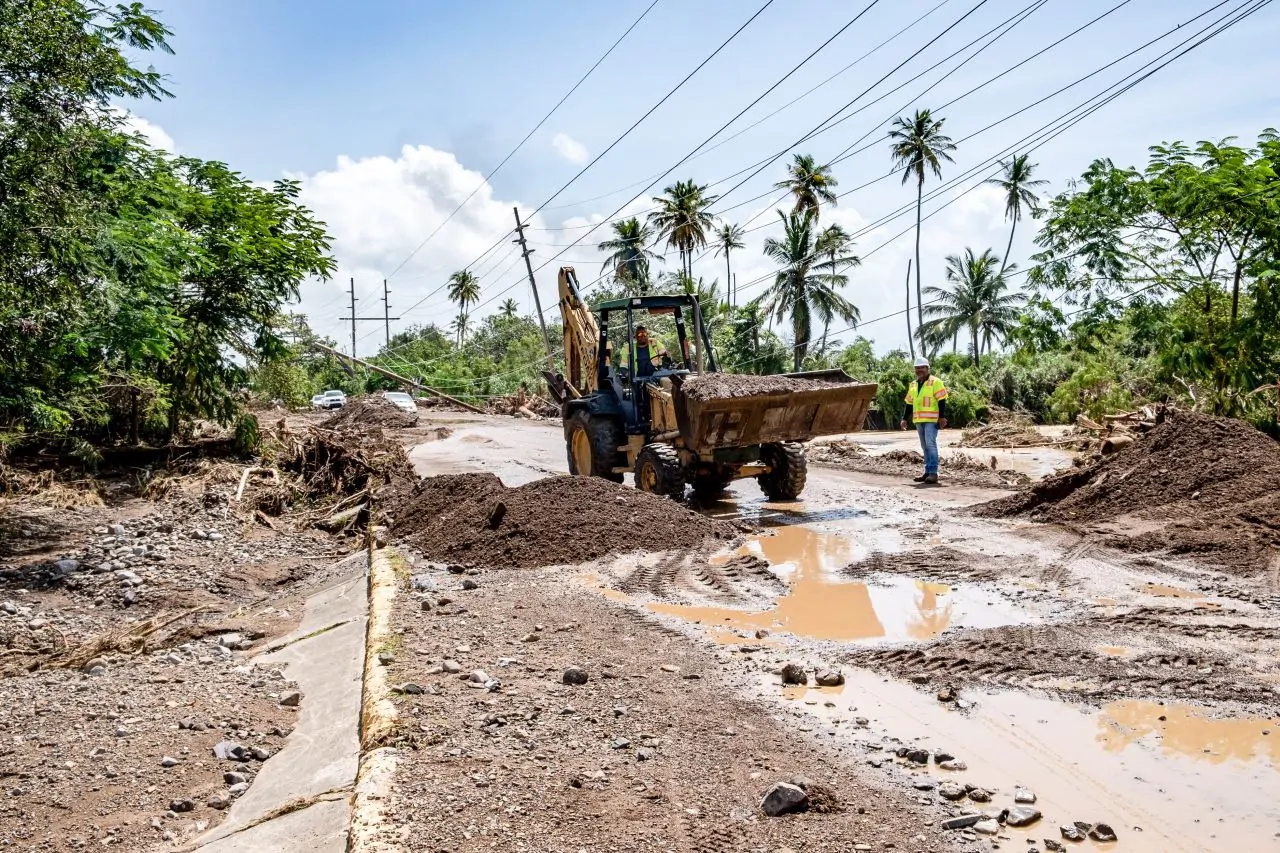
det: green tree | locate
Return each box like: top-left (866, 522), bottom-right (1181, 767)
top-left (889, 108), bottom-right (956, 354)
top-left (774, 153), bottom-right (838, 220)
top-left (760, 210), bottom-right (860, 372)
top-left (986, 153), bottom-right (1047, 276)
top-left (597, 217), bottom-right (662, 293)
top-left (499, 298), bottom-right (519, 318)
top-left (446, 270), bottom-right (480, 345)
top-left (647, 179), bottom-right (718, 281)
top-left (712, 221), bottom-right (745, 307)
top-left (921, 248), bottom-right (1024, 367)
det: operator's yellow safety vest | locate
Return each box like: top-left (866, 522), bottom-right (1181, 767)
top-left (905, 375), bottom-right (949, 422)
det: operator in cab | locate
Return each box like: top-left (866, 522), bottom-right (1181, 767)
top-left (634, 325), bottom-right (670, 378)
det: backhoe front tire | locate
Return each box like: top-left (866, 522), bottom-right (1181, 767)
top-left (635, 443), bottom-right (686, 500)
top-left (565, 411), bottom-right (624, 483)
top-left (757, 442), bottom-right (807, 501)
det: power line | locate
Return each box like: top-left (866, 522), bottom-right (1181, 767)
top-left (381, 0), bottom-right (662, 281)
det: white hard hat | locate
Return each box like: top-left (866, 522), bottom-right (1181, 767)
top-left (913, 357), bottom-right (930, 368)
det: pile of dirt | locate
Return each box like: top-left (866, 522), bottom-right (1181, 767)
top-left (977, 411), bottom-right (1280, 572)
top-left (808, 440), bottom-right (1030, 489)
top-left (391, 473), bottom-right (737, 568)
top-left (321, 395), bottom-right (418, 429)
top-left (680, 373), bottom-right (840, 401)
top-left (958, 421), bottom-right (1053, 448)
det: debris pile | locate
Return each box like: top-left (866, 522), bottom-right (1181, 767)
top-left (808, 440), bottom-right (1030, 489)
top-left (486, 392), bottom-right (559, 419)
top-left (391, 473), bottom-right (737, 568)
top-left (320, 395), bottom-right (419, 429)
top-left (680, 373), bottom-right (841, 401)
top-left (978, 411), bottom-right (1280, 573)
top-left (958, 421), bottom-right (1054, 448)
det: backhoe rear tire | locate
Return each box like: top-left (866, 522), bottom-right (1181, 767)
top-left (635, 443), bottom-right (686, 500)
top-left (565, 411), bottom-right (624, 483)
top-left (757, 442), bottom-right (806, 501)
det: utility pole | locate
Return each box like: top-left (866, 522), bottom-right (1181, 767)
top-left (340, 277), bottom-right (400, 359)
top-left (904, 260), bottom-right (915, 360)
top-left (513, 207), bottom-right (554, 369)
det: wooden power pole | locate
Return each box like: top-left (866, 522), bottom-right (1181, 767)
top-left (513, 207), bottom-right (555, 370)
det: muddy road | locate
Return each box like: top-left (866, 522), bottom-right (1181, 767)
top-left (399, 413), bottom-right (1280, 853)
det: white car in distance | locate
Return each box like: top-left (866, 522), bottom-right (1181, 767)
top-left (312, 390), bottom-right (346, 410)
top-left (382, 391), bottom-right (417, 414)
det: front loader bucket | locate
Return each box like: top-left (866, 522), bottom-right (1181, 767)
top-left (673, 371), bottom-right (878, 454)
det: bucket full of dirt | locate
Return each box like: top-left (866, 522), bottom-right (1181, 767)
top-left (390, 473), bottom-right (738, 568)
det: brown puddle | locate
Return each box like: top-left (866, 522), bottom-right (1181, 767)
top-left (648, 524), bottom-right (1030, 642)
top-left (1140, 583), bottom-right (1202, 599)
top-left (774, 672), bottom-right (1280, 853)
top-left (1099, 700), bottom-right (1280, 766)
top-left (1098, 645), bottom-right (1129, 656)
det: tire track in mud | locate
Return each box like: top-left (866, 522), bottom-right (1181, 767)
top-left (843, 624), bottom-right (1276, 704)
top-left (614, 552), bottom-right (785, 607)
top-left (1098, 606), bottom-right (1280, 640)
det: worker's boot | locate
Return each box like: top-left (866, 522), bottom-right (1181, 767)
top-left (924, 473), bottom-right (939, 484)
top-left (913, 473), bottom-right (928, 483)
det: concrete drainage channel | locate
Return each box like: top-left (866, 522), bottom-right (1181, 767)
top-left (182, 539), bottom-right (401, 853)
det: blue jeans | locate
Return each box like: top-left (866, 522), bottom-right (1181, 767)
top-left (916, 422), bottom-right (939, 475)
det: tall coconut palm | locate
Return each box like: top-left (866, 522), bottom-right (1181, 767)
top-left (712, 222), bottom-right (745, 307)
top-left (888, 108), bottom-right (956, 355)
top-left (449, 312), bottom-right (472, 348)
top-left (760, 210), bottom-right (860, 372)
top-left (814, 224), bottom-right (860, 351)
top-left (446, 269), bottom-right (480, 345)
top-left (985, 153), bottom-right (1047, 276)
top-left (774, 153), bottom-right (839, 219)
top-left (499, 298), bottom-right (519, 319)
top-left (919, 248), bottom-right (1024, 367)
top-left (647, 179), bottom-right (718, 281)
top-left (597, 217), bottom-right (663, 294)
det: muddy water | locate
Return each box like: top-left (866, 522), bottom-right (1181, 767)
top-left (776, 672), bottom-right (1280, 853)
top-left (648, 523), bottom-right (1032, 642)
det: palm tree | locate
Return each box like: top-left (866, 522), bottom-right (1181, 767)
top-left (647, 179), bottom-right (718, 281)
top-left (888, 108), bottom-right (956, 355)
top-left (597, 217), bottom-right (663, 294)
top-left (985, 154), bottom-right (1047, 277)
top-left (814, 224), bottom-right (860, 351)
top-left (499, 298), bottom-right (519, 319)
top-left (449, 312), bottom-right (472, 347)
top-left (761, 210), bottom-right (860, 372)
top-left (775, 153), bottom-right (839, 219)
top-left (712, 222), bottom-right (745, 307)
top-left (919, 248), bottom-right (1025, 367)
top-left (446, 269), bottom-right (480, 345)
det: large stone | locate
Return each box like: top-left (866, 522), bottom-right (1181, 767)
top-left (967, 787), bottom-right (993, 803)
top-left (973, 819), bottom-right (1001, 836)
top-left (937, 781), bottom-right (966, 801)
top-left (940, 814), bottom-right (982, 830)
top-left (760, 782), bottom-right (809, 817)
top-left (815, 668), bottom-right (844, 687)
top-left (1060, 823), bottom-right (1087, 842)
top-left (1006, 806), bottom-right (1042, 827)
top-left (212, 741), bottom-right (247, 761)
top-left (780, 663), bottom-right (807, 686)
top-left (1089, 823), bottom-right (1117, 842)
top-left (562, 667), bottom-right (589, 685)
top-left (279, 690), bottom-right (302, 707)
top-left (1044, 840), bottom-right (1066, 852)
top-left (1014, 787), bottom-right (1038, 804)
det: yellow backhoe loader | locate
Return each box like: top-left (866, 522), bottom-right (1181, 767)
top-left (543, 267), bottom-right (877, 500)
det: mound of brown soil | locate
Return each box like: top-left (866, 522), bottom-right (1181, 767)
top-left (680, 373), bottom-right (840, 401)
top-left (391, 474), bottom-right (737, 568)
top-left (321, 395), bottom-right (418, 430)
top-left (977, 411), bottom-right (1279, 573)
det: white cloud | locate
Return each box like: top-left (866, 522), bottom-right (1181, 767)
top-left (288, 144), bottom-right (551, 350)
top-left (551, 132), bottom-right (588, 165)
top-left (117, 110), bottom-right (175, 153)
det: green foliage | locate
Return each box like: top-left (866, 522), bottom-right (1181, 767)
top-left (233, 413), bottom-right (260, 455)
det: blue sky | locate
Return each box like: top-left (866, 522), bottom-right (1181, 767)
top-left (125, 0), bottom-right (1280, 356)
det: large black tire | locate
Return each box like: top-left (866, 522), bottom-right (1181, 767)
top-left (565, 410), bottom-right (624, 482)
top-left (757, 442), bottom-right (807, 501)
top-left (634, 443), bottom-right (686, 500)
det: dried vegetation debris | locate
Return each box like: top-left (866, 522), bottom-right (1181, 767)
top-left (978, 411), bottom-right (1280, 573)
top-left (391, 473), bottom-right (738, 568)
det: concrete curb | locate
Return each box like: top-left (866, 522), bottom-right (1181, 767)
top-left (349, 535), bottom-right (402, 853)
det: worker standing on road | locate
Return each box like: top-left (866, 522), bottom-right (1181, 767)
top-left (634, 325), bottom-right (669, 378)
top-left (899, 357), bottom-right (948, 484)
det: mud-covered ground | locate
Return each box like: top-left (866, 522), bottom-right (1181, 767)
top-left (403, 414), bottom-right (1280, 852)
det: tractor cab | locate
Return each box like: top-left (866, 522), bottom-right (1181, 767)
top-left (593, 294), bottom-right (717, 437)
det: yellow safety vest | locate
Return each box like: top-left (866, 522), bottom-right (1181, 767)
top-left (905, 375), bottom-right (948, 422)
